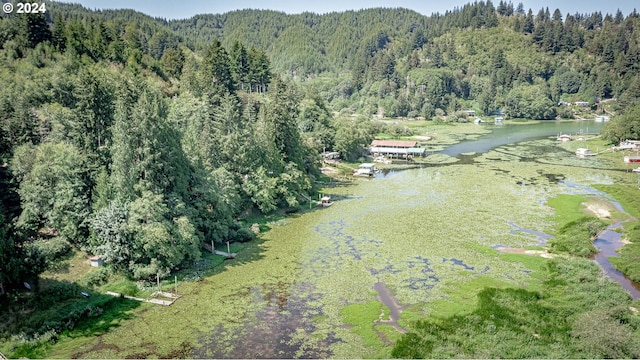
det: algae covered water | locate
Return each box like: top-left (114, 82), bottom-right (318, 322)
top-left (192, 120), bottom-right (623, 358)
top-left (59, 121), bottom-right (630, 358)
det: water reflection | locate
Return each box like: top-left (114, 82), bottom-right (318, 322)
top-left (593, 224), bottom-right (640, 299)
top-left (441, 121), bottom-right (603, 158)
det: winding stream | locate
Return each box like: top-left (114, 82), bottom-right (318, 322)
top-left (593, 224), bottom-right (640, 299)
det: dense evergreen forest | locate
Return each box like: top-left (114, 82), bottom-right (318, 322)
top-left (169, 2), bottom-right (640, 121)
top-left (0, 1), bottom-right (324, 294)
top-left (2, 0), bottom-right (640, 354)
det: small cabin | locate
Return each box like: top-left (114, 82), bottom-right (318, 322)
top-left (89, 256), bottom-right (104, 267)
top-left (574, 101), bottom-right (590, 107)
top-left (463, 110), bottom-right (476, 117)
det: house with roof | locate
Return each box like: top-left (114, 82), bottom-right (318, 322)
top-left (369, 140), bottom-right (425, 159)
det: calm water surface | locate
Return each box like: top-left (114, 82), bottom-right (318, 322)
top-left (442, 120), bottom-right (602, 157)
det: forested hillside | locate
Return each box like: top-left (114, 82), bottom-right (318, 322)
top-left (170, 2), bottom-right (640, 121)
top-left (2, 1), bottom-right (640, 353)
top-left (0, 2), bottom-right (321, 296)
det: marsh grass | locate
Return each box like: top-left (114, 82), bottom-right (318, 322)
top-left (610, 231), bottom-right (640, 282)
top-left (340, 301), bottom-right (389, 355)
top-left (594, 184), bottom-right (640, 219)
top-left (391, 257), bottom-right (638, 359)
top-left (548, 217), bottom-right (606, 257)
top-left (546, 194), bottom-right (590, 225)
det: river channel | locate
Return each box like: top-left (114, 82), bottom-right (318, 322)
top-left (192, 120), bottom-right (640, 358)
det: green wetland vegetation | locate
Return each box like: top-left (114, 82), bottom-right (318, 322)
top-left (3, 1), bottom-right (640, 358)
top-left (8, 123), bottom-right (640, 359)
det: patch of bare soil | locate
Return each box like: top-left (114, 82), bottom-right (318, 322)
top-left (412, 135), bottom-right (432, 141)
top-left (585, 203), bottom-right (611, 219)
top-left (582, 197), bottom-right (634, 222)
top-left (320, 166), bottom-right (339, 175)
top-left (497, 247), bottom-right (554, 258)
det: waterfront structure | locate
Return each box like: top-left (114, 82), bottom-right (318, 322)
top-left (317, 196), bottom-right (333, 207)
top-left (354, 163), bottom-right (378, 176)
top-left (369, 140), bottom-right (425, 158)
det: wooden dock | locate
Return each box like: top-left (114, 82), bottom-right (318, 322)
top-left (213, 250), bottom-right (237, 258)
top-left (202, 241), bottom-right (237, 258)
top-left (105, 291), bottom-right (180, 306)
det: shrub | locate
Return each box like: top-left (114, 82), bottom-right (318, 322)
top-left (37, 282), bottom-right (79, 309)
top-left (389, 123), bottom-right (413, 136)
top-left (9, 329), bottom-right (57, 358)
top-left (571, 307), bottom-right (640, 358)
top-left (549, 217), bottom-right (605, 257)
top-left (556, 106), bottom-right (574, 119)
top-left (31, 237), bottom-right (72, 263)
top-left (81, 267), bottom-right (111, 287)
top-left (235, 227), bottom-right (255, 242)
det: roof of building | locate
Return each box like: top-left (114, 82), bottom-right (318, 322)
top-left (370, 146), bottom-right (425, 154)
top-left (370, 140), bottom-right (417, 148)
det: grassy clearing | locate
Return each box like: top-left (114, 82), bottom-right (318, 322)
top-left (546, 194), bottom-right (590, 226)
top-left (40, 250), bottom-right (94, 283)
top-left (340, 301), bottom-right (391, 357)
